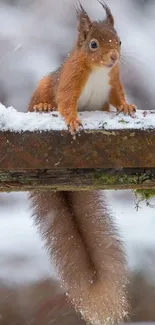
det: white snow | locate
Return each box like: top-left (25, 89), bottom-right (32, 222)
top-left (0, 103), bottom-right (155, 132)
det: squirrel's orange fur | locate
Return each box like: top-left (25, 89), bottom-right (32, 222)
top-left (28, 2), bottom-right (136, 134)
top-left (29, 3), bottom-right (130, 325)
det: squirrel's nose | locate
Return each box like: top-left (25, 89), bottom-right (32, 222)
top-left (110, 53), bottom-right (118, 62)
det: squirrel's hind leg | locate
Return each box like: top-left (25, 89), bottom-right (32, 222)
top-left (28, 74), bottom-right (56, 112)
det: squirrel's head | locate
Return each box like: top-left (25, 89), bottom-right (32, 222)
top-left (76, 1), bottom-right (121, 70)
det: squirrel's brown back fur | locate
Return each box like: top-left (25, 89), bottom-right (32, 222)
top-left (28, 68), bottom-right (61, 112)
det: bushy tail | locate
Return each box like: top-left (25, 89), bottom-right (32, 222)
top-left (29, 191), bottom-right (128, 325)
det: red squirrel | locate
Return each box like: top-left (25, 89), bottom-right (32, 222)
top-left (28, 2), bottom-right (136, 134)
top-left (29, 3), bottom-right (131, 325)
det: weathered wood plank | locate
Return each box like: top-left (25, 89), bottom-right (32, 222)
top-left (1, 126), bottom-right (155, 191)
top-left (0, 168), bottom-right (155, 191)
top-left (0, 129), bottom-right (155, 169)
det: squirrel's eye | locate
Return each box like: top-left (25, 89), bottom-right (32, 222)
top-left (120, 40), bottom-right (122, 46)
top-left (89, 39), bottom-right (99, 51)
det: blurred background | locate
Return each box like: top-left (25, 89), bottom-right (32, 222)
top-left (0, 0), bottom-right (155, 324)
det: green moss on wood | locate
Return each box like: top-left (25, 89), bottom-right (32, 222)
top-left (119, 119), bottom-right (129, 124)
top-left (0, 173), bottom-right (13, 182)
top-left (93, 172), bottom-right (117, 185)
top-left (93, 171), bottom-right (138, 186)
top-left (1, 169), bottom-right (155, 192)
top-left (134, 189), bottom-right (155, 201)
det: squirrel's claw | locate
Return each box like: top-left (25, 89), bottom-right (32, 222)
top-left (33, 103), bottom-right (53, 112)
top-left (117, 103), bottom-right (136, 117)
top-left (66, 116), bottom-right (83, 135)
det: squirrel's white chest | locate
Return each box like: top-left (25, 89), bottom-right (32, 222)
top-left (78, 67), bottom-right (111, 111)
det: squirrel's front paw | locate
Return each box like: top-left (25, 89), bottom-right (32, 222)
top-left (117, 103), bottom-right (136, 116)
top-left (33, 103), bottom-right (53, 112)
top-left (65, 115), bottom-right (83, 135)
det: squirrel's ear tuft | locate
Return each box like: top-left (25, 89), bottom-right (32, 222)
top-left (76, 1), bottom-right (92, 45)
top-left (98, 1), bottom-right (114, 26)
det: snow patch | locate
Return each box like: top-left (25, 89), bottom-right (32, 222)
top-left (0, 103), bottom-right (155, 132)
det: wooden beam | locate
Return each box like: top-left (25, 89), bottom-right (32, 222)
top-left (1, 128), bottom-right (155, 170)
top-left (0, 127), bottom-right (155, 191)
top-left (0, 168), bottom-right (155, 192)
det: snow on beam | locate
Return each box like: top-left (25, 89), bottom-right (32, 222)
top-left (0, 104), bottom-right (155, 191)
